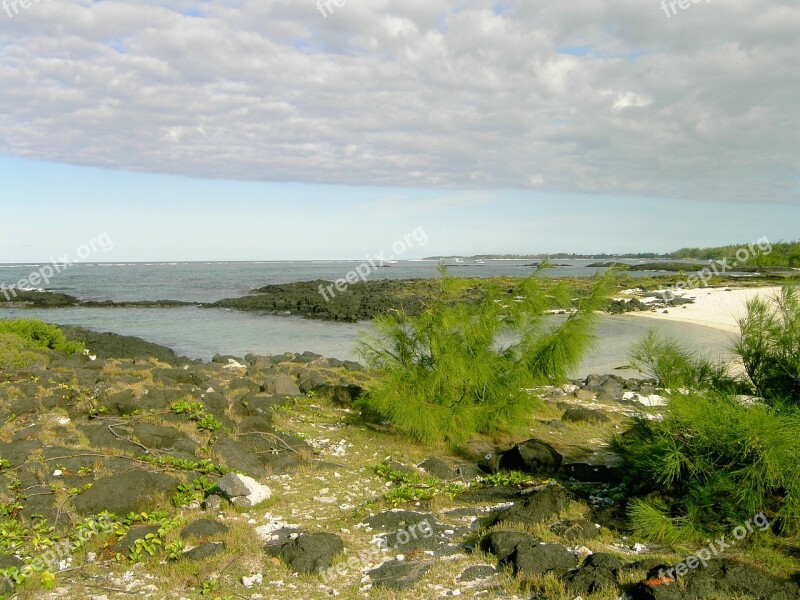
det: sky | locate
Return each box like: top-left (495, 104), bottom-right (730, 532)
top-left (0, 0), bottom-right (798, 261)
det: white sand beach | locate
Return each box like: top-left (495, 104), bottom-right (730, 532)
top-left (626, 286), bottom-right (785, 333)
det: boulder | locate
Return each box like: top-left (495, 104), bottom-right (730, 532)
top-left (184, 542), bottom-right (226, 560)
top-left (563, 553), bottom-right (624, 595)
top-left (480, 440), bottom-right (563, 476)
top-left (261, 374), bottom-right (301, 397)
top-left (494, 439), bottom-right (562, 476)
top-left (457, 564), bottom-right (497, 583)
top-left (631, 559), bottom-right (800, 600)
top-left (311, 383), bottom-right (364, 405)
top-left (216, 473), bottom-right (272, 507)
top-left (131, 423), bottom-right (198, 454)
top-left (264, 532), bottom-right (344, 575)
top-left (368, 559), bottom-right (433, 590)
top-left (505, 543), bottom-right (579, 577)
top-left (480, 531), bottom-right (539, 562)
top-left (180, 519), bottom-right (229, 540)
top-left (484, 485), bottom-right (568, 527)
top-left (419, 457), bottom-right (453, 479)
top-left (73, 470), bottom-right (179, 516)
top-left (212, 435), bottom-right (266, 476)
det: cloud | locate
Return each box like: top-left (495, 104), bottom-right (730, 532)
top-left (0, 0), bottom-right (797, 203)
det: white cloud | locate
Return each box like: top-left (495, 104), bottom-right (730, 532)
top-left (0, 0), bottom-right (797, 203)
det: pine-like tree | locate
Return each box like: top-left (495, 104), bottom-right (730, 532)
top-left (357, 265), bottom-right (615, 444)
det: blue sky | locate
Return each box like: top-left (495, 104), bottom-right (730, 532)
top-left (2, 157), bottom-right (797, 262)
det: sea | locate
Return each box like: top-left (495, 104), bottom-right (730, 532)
top-left (0, 259), bottom-right (739, 377)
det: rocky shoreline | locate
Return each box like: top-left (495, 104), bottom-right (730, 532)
top-left (0, 328), bottom-right (796, 599)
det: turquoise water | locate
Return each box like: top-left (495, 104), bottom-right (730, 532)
top-left (0, 305), bottom-right (736, 378)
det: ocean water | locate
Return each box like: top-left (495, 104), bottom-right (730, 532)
top-left (0, 259), bottom-right (701, 303)
top-left (0, 260), bottom-right (738, 377)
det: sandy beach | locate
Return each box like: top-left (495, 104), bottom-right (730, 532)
top-left (626, 286), bottom-right (785, 333)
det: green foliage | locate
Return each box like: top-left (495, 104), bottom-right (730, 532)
top-left (735, 286), bottom-right (800, 406)
top-left (627, 498), bottom-right (693, 545)
top-left (170, 400), bottom-right (223, 432)
top-left (172, 476), bottom-right (218, 507)
top-left (372, 463), bottom-right (550, 507)
top-left (127, 532), bottom-right (162, 562)
top-left (0, 332), bottom-right (48, 371)
top-left (140, 455), bottom-right (232, 477)
top-left (371, 463), bottom-right (463, 506)
top-left (357, 266), bottom-right (615, 444)
top-left (0, 320), bottom-right (84, 357)
top-left (627, 330), bottom-right (736, 391)
top-left (670, 240), bottom-right (800, 268)
top-left (477, 471), bottom-right (541, 488)
top-left (165, 539), bottom-right (185, 561)
top-left (612, 392), bottom-right (800, 541)
top-left (114, 512), bottom-right (182, 564)
top-left (39, 570), bottom-right (56, 590)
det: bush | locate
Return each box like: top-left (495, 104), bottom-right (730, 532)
top-left (356, 265), bottom-right (615, 445)
top-left (627, 330), bottom-right (736, 392)
top-left (0, 333), bottom-right (49, 371)
top-left (0, 319), bottom-right (84, 358)
top-left (612, 392), bottom-right (800, 541)
top-left (735, 285), bottom-right (800, 407)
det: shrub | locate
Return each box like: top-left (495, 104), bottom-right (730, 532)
top-left (0, 333), bottom-right (49, 371)
top-left (627, 329), bottom-right (736, 392)
top-left (612, 392), bottom-right (800, 541)
top-left (0, 319), bottom-right (84, 357)
top-left (735, 285), bottom-right (800, 407)
top-left (356, 265), bottom-right (615, 444)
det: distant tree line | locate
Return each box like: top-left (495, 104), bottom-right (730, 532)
top-left (670, 240), bottom-right (800, 267)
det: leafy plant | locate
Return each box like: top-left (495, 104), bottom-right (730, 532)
top-left (140, 455), bottom-right (231, 477)
top-left (165, 539), bottom-right (185, 561)
top-left (372, 463), bottom-right (547, 507)
top-left (128, 532), bottom-right (162, 562)
top-left (172, 477), bottom-right (218, 508)
top-left (477, 471), bottom-right (541, 488)
top-left (357, 265), bottom-right (615, 444)
top-left (171, 400), bottom-right (223, 432)
top-left (372, 463), bottom-right (463, 506)
top-left (40, 570), bottom-right (56, 590)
